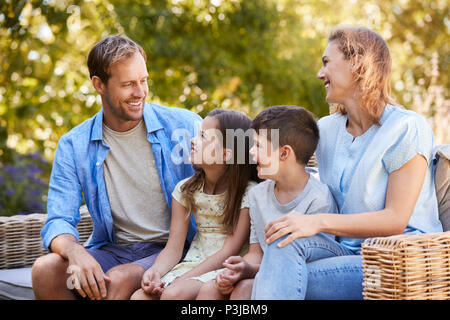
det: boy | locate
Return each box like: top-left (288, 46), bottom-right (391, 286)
top-left (196, 105), bottom-right (337, 300)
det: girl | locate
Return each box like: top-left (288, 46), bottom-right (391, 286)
top-left (130, 109), bottom-right (258, 300)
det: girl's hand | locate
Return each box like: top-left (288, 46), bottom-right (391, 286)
top-left (222, 256), bottom-right (248, 280)
top-left (215, 270), bottom-right (235, 295)
top-left (141, 269), bottom-right (165, 296)
top-left (265, 213), bottom-right (322, 248)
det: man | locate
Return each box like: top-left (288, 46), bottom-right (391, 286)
top-left (31, 35), bottom-right (200, 300)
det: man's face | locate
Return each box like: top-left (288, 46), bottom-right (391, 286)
top-left (95, 52), bottom-right (149, 131)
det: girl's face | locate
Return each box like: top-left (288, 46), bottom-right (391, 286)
top-left (190, 116), bottom-right (225, 166)
top-left (317, 40), bottom-right (355, 105)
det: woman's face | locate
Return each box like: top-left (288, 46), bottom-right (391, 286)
top-left (317, 40), bottom-right (355, 105)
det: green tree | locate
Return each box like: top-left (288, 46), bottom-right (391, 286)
top-left (0, 0), bottom-right (448, 168)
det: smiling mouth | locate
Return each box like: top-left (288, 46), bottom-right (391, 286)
top-left (125, 100), bottom-right (143, 109)
top-left (324, 80), bottom-right (330, 88)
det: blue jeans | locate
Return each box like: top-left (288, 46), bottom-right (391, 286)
top-left (251, 233), bottom-right (363, 300)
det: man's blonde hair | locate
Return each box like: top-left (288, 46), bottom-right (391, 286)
top-left (87, 34), bottom-right (147, 84)
top-left (328, 26), bottom-right (396, 123)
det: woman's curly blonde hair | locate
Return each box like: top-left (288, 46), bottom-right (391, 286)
top-left (328, 26), bottom-right (396, 123)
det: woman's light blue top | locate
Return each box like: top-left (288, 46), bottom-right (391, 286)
top-left (316, 104), bottom-right (443, 253)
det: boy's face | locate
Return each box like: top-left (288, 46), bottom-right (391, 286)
top-left (249, 131), bottom-right (280, 179)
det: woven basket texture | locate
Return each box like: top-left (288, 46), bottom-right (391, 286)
top-left (362, 231), bottom-right (450, 300)
top-left (0, 206), bottom-right (93, 269)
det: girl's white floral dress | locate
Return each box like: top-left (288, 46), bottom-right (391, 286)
top-left (160, 177), bottom-right (255, 286)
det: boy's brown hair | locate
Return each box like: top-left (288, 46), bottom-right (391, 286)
top-left (252, 105), bottom-right (319, 165)
top-left (87, 34), bottom-right (147, 84)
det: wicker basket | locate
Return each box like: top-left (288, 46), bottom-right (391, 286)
top-left (361, 231), bottom-right (450, 300)
top-left (0, 206), bottom-right (93, 269)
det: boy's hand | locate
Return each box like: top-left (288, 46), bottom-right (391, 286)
top-left (141, 269), bottom-right (165, 296)
top-left (265, 212), bottom-right (322, 247)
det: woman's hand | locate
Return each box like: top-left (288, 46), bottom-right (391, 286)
top-left (265, 213), bottom-right (322, 248)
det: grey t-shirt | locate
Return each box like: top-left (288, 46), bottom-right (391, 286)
top-left (102, 120), bottom-right (171, 245)
top-left (249, 175), bottom-right (337, 251)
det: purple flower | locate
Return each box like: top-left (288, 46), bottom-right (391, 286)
top-left (4, 164), bottom-right (17, 175)
top-left (29, 153), bottom-right (41, 160)
top-left (5, 188), bottom-right (15, 197)
top-left (31, 189), bottom-right (41, 196)
top-left (26, 163), bottom-right (42, 174)
top-left (29, 200), bottom-right (44, 212)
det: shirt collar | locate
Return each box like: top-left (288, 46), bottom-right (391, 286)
top-left (379, 103), bottom-right (394, 126)
top-left (90, 102), bottom-right (163, 141)
top-left (142, 102), bottom-right (164, 133)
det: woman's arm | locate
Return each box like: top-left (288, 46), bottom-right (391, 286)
top-left (266, 154), bottom-right (428, 248)
top-left (178, 208), bottom-right (251, 280)
top-left (147, 197), bottom-right (190, 276)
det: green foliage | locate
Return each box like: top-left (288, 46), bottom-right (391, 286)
top-left (112, 0), bottom-right (328, 118)
top-left (0, 0), bottom-right (448, 168)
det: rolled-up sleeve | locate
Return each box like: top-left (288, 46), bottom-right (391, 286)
top-left (41, 135), bottom-right (83, 251)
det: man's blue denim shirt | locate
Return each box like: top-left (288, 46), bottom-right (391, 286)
top-left (41, 102), bottom-right (202, 251)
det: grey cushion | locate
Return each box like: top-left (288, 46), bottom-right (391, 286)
top-left (434, 145), bottom-right (450, 232)
top-left (0, 267), bottom-right (34, 300)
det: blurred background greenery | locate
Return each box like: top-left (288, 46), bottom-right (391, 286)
top-left (0, 0), bottom-right (449, 215)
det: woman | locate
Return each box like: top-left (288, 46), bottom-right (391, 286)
top-left (251, 26), bottom-right (443, 299)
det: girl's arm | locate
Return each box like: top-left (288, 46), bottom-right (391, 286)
top-left (147, 197), bottom-right (190, 277)
top-left (266, 154), bottom-right (428, 248)
top-left (178, 208), bottom-right (251, 280)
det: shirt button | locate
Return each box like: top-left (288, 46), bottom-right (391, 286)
top-left (96, 161), bottom-right (100, 166)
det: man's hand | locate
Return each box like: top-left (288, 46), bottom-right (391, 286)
top-left (66, 243), bottom-right (111, 300)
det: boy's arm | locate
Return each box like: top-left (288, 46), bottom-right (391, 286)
top-left (242, 243), bottom-right (263, 271)
top-left (222, 243), bottom-right (263, 281)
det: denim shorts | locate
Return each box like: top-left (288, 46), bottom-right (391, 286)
top-left (86, 241), bottom-right (175, 273)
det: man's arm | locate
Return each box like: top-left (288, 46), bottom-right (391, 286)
top-left (42, 136), bottom-right (110, 300)
top-left (41, 136), bottom-right (83, 251)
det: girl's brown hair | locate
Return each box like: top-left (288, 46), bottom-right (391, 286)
top-left (328, 26), bottom-right (396, 123)
top-left (180, 109), bottom-right (259, 234)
